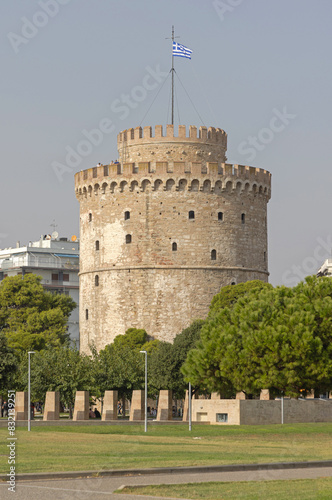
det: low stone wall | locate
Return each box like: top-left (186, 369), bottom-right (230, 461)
top-left (191, 398), bottom-right (332, 425)
top-left (240, 399), bottom-right (332, 425)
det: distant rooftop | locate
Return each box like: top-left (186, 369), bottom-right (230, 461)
top-left (0, 234), bottom-right (79, 253)
top-left (317, 258), bottom-right (332, 277)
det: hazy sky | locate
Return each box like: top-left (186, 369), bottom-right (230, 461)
top-left (1, 0), bottom-right (331, 287)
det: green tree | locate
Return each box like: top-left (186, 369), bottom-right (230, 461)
top-left (0, 332), bottom-right (18, 411)
top-left (113, 328), bottom-right (148, 350)
top-left (181, 310), bottom-right (236, 397)
top-left (149, 320), bottom-right (204, 398)
top-left (16, 346), bottom-right (93, 418)
top-left (92, 342), bottom-right (145, 403)
top-left (91, 328), bottom-right (160, 403)
top-left (148, 341), bottom-right (174, 393)
top-left (0, 275), bottom-right (76, 352)
top-left (182, 276), bottom-right (332, 398)
top-left (208, 280), bottom-right (272, 317)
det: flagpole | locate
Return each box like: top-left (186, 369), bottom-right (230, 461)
top-left (166, 26), bottom-right (179, 126)
top-left (171, 25), bottom-right (174, 126)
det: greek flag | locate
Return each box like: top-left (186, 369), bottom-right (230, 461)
top-left (172, 42), bottom-right (193, 59)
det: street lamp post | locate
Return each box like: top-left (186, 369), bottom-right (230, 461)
top-left (140, 350), bottom-right (148, 433)
top-left (28, 351), bottom-right (36, 432)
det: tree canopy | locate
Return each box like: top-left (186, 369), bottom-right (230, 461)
top-left (90, 328), bottom-right (160, 400)
top-left (92, 342), bottom-right (145, 400)
top-left (0, 332), bottom-right (17, 397)
top-left (113, 328), bottom-right (148, 350)
top-left (208, 280), bottom-right (272, 317)
top-left (16, 346), bottom-right (93, 417)
top-left (149, 320), bottom-right (204, 398)
top-left (182, 276), bottom-right (332, 398)
top-left (0, 275), bottom-right (76, 352)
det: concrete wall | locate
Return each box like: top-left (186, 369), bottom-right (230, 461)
top-left (191, 398), bottom-right (332, 425)
top-left (240, 399), bottom-right (332, 425)
top-left (192, 399), bottom-right (241, 425)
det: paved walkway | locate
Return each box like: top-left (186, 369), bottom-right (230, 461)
top-left (1, 465), bottom-right (332, 500)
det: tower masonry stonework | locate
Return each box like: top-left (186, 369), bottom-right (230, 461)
top-left (75, 124), bottom-right (271, 353)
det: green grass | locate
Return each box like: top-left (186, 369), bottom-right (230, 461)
top-left (0, 423), bottom-right (332, 474)
top-left (116, 478), bottom-right (332, 499)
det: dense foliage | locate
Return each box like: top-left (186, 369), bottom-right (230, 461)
top-left (90, 328), bottom-right (160, 400)
top-left (0, 332), bottom-right (17, 398)
top-left (4, 274), bottom-right (331, 411)
top-left (149, 320), bottom-right (204, 398)
top-left (15, 346), bottom-right (93, 417)
top-left (0, 275), bottom-right (76, 352)
top-left (208, 280), bottom-right (272, 317)
top-left (182, 277), bottom-right (332, 397)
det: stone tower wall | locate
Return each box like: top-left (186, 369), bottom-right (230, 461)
top-left (75, 125), bottom-right (271, 353)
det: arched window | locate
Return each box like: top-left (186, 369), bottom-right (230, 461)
top-left (241, 213), bottom-right (245, 224)
top-left (218, 212), bottom-right (223, 221)
top-left (95, 240), bottom-right (99, 251)
top-left (95, 275), bottom-right (99, 286)
top-left (172, 242), bottom-right (177, 252)
top-left (89, 213), bottom-right (92, 222)
top-left (211, 249), bottom-right (216, 260)
top-left (124, 211), bottom-right (130, 220)
top-left (85, 309), bottom-right (89, 320)
top-left (189, 210), bottom-right (195, 220)
top-left (126, 234), bottom-right (132, 244)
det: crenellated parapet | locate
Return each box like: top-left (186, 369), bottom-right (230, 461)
top-left (117, 124), bottom-right (228, 164)
top-left (118, 124), bottom-right (227, 145)
top-left (75, 161), bottom-right (271, 199)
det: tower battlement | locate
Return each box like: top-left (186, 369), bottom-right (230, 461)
top-left (117, 124), bottom-right (228, 164)
top-left (117, 124), bottom-right (227, 145)
top-left (75, 161), bottom-right (271, 199)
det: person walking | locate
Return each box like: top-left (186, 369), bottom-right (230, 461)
top-left (2, 401), bottom-right (8, 418)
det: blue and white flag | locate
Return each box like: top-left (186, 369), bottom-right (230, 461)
top-left (172, 42), bottom-right (193, 59)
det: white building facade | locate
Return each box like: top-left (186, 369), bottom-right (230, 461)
top-left (317, 259), bottom-right (332, 277)
top-left (0, 236), bottom-right (79, 347)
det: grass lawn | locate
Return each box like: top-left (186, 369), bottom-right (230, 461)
top-left (116, 478), bottom-right (332, 499)
top-left (0, 423), bottom-right (332, 474)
